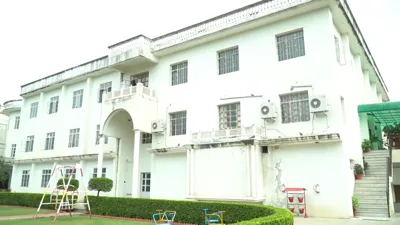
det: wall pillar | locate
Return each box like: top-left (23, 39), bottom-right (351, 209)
top-left (29, 163), bottom-right (35, 188)
top-left (190, 149), bottom-right (194, 195)
top-left (131, 129), bottom-right (141, 198)
top-left (370, 82), bottom-right (378, 103)
top-left (251, 145), bottom-right (257, 198)
top-left (97, 137), bottom-right (104, 178)
top-left (246, 146), bottom-right (251, 197)
top-left (255, 145), bottom-right (264, 198)
top-left (363, 70), bottom-right (372, 104)
top-left (83, 78), bottom-right (93, 153)
top-left (186, 149), bottom-right (191, 196)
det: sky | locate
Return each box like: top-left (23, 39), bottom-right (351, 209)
top-left (0, 0), bottom-right (399, 105)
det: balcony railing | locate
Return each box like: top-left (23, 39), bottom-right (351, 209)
top-left (104, 83), bottom-right (156, 102)
top-left (191, 126), bottom-right (264, 144)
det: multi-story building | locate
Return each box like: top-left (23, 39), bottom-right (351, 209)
top-left (1, 0), bottom-right (390, 218)
top-left (0, 103), bottom-right (12, 189)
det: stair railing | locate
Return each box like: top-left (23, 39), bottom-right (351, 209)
top-left (386, 156), bottom-right (390, 218)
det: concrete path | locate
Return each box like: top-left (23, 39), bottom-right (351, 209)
top-left (0, 212), bottom-right (83, 221)
top-left (295, 215), bottom-right (400, 225)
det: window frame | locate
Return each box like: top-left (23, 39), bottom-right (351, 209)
top-left (14, 116), bottom-right (20, 129)
top-left (25, 135), bottom-right (34, 152)
top-left (218, 102), bottom-right (241, 130)
top-left (21, 170), bottom-right (30, 187)
top-left (140, 172), bottom-right (151, 193)
top-left (279, 91), bottom-right (311, 124)
top-left (41, 169), bottom-right (52, 188)
top-left (72, 89), bottom-right (84, 109)
top-left (171, 61), bottom-right (188, 86)
top-left (169, 111), bottom-right (187, 136)
top-left (30, 102), bottom-right (38, 118)
top-left (45, 132), bottom-right (55, 150)
top-left (68, 128), bottom-right (80, 148)
top-left (276, 29), bottom-right (305, 61)
top-left (217, 46), bottom-right (239, 75)
top-left (48, 96), bottom-right (59, 114)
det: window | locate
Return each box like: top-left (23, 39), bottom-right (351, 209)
top-left (218, 47), bottom-right (239, 75)
top-left (170, 111), bottom-right (187, 136)
top-left (45, 132), bottom-right (55, 150)
top-left (141, 172), bottom-right (151, 193)
top-left (72, 89), bottom-right (84, 108)
top-left (98, 81), bottom-right (112, 103)
top-left (25, 135), bottom-right (34, 152)
top-left (14, 116), bottom-right (20, 129)
top-left (334, 36), bottom-right (341, 64)
top-left (96, 125), bottom-right (108, 145)
top-left (95, 125), bottom-right (100, 145)
top-left (93, 168), bottom-right (106, 178)
top-left (277, 29), bottom-right (305, 61)
top-left (171, 61), bottom-right (188, 85)
top-left (130, 72), bottom-right (149, 87)
top-left (41, 169), bottom-right (52, 188)
top-left (30, 102), bottom-right (38, 118)
top-left (219, 103), bottom-right (241, 129)
top-left (48, 96), bottom-right (59, 114)
top-left (142, 133), bottom-right (152, 144)
top-left (280, 91), bottom-right (310, 124)
top-left (21, 170), bottom-right (30, 187)
top-left (11, 144), bottom-right (16, 158)
top-left (68, 128), bottom-right (80, 148)
top-left (65, 169), bottom-right (76, 179)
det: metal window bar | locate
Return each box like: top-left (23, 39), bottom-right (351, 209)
top-left (218, 47), bottom-right (239, 75)
top-left (170, 111), bottom-right (187, 136)
top-left (277, 30), bottom-right (305, 61)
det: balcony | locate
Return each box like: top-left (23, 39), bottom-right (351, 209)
top-left (108, 35), bottom-right (158, 72)
top-left (191, 126), bottom-right (265, 144)
top-left (101, 82), bottom-right (157, 134)
top-left (1, 99), bottom-right (23, 116)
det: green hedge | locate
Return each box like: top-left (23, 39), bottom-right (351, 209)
top-left (88, 196), bottom-right (293, 225)
top-left (0, 192), bottom-right (77, 210)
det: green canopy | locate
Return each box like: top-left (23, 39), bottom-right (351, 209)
top-left (358, 101), bottom-right (400, 125)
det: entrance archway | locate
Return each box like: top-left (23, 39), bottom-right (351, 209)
top-left (102, 109), bottom-right (134, 197)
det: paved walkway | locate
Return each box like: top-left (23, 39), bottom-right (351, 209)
top-left (295, 215), bottom-right (400, 225)
top-left (0, 212), bottom-right (83, 221)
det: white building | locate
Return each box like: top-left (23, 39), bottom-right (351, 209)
top-left (1, 0), bottom-right (390, 218)
top-left (0, 110), bottom-right (8, 157)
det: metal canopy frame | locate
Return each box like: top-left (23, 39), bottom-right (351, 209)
top-left (358, 101), bottom-right (400, 126)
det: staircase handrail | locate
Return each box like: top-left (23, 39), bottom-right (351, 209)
top-left (385, 156), bottom-right (390, 218)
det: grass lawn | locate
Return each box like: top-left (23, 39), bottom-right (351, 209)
top-left (0, 216), bottom-right (154, 225)
top-left (0, 206), bottom-right (54, 217)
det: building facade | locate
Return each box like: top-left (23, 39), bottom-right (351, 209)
top-left (1, 0), bottom-right (389, 218)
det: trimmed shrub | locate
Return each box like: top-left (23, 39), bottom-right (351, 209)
top-left (57, 178), bottom-right (79, 191)
top-left (0, 192), bottom-right (77, 210)
top-left (88, 177), bottom-right (113, 196)
top-left (88, 196), bottom-right (293, 225)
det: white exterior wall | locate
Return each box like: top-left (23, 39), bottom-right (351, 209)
top-left (0, 115), bottom-right (8, 157)
top-left (4, 0), bottom-right (388, 219)
top-left (4, 112), bottom-right (18, 158)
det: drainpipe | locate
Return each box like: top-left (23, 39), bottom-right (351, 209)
top-left (114, 138), bottom-right (121, 197)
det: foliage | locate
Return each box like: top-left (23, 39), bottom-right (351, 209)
top-left (56, 178), bottom-right (79, 191)
top-left (88, 196), bottom-right (294, 225)
top-left (363, 157), bottom-right (370, 171)
top-left (0, 156), bottom-right (10, 186)
top-left (352, 196), bottom-right (359, 209)
top-left (353, 164), bottom-right (364, 175)
top-left (0, 192), bottom-right (67, 209)
top-left (361, 139), bottom-right (371, 150)
top-left (88, 178), bottom-right (113, 197)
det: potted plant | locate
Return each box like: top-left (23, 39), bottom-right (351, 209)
top-left (361, 139), bottom-right (371, 152)
top-left (352, 196), bottom-right (359, 217)
top-left (363, 157), bottom-right (370, 171)
top-left (354, 164), bottom-right (364, 180)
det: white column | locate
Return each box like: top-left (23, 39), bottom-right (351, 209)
top-left (29, 163), bottom-right (35, 187)
top-left (83, 78), bottom-right (92, 154)
top-left (377, 92), bottom-right (383, 103)
top-left (370, 82), bottom-right (378, 103)
top-left (190, 149), bottom-right (194, 195)
top-left (39, 92), bottom-right (45, 116)
top-left (131, 129), bottom-right (141, 198)
top-left (363, 70), bottom-right (372, 104)
top-left (186, 149), bottom-right (191, 196)
top-left (255, 145), bottom-right (264, 198)
top-left (246, 146), bottom-right (251, 197)
top-left (251, 145), bottom-right (257, 198)
top-left (113, 138), bottom-right (121, 197)
top-left (97, 137), bottom-right (104, 178)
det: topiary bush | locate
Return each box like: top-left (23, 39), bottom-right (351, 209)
top-left (88, 196), bottom-right (293, 225)
top-left (57, 178), bottom-right (79, 191)
top-left (88, 177), bottom-right (113, 196)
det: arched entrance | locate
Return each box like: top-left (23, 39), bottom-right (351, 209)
top-left (101, 109), bottom-right (135, 197)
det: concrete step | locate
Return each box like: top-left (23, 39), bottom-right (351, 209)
top-left (355, 179), bottom-right (386, 184)
top-left (356, 212), bottom-right (389, 218)
top-left (353, 190), bottom-right (386, 196)
top-left (395, 203), bottom-right (400, 213)
top-left (358, 199), bottom-right (387, 205)
top-left (357, 207), bottom-right (388, 217)
top-left (354, 195), bottom-right (387, 200)
top-left (353, 182), bottom-right (386, 188)
top-left (354, 187), bottom-right (386, 192)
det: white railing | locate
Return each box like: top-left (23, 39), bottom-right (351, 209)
top-left (21, 57), bottom-right (109, 95)
top-left (191, 126), bottom-right (264, 144)
top-left (104, 83), bottom-right (156, 102)
top-left (152, 0), bottom-right (311, 50)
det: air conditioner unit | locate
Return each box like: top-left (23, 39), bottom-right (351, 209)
top-left (309, 95), bottom-right (328, 113)
top-left (260, 102), bottom-right (278, 119)
top-left (151, 120), bottom-right (165, 133)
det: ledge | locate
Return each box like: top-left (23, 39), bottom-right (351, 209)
top-left (186, 195), bottom-right (265, 203)
top-left (12, 153), bottom-right (116, 164)
top-left (259, 133), bottom-right (341, 146)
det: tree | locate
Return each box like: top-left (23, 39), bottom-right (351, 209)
top-left (0, 156), bottom-right (10, 189)
top-left (88, 177), bottom-right (113, 197)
